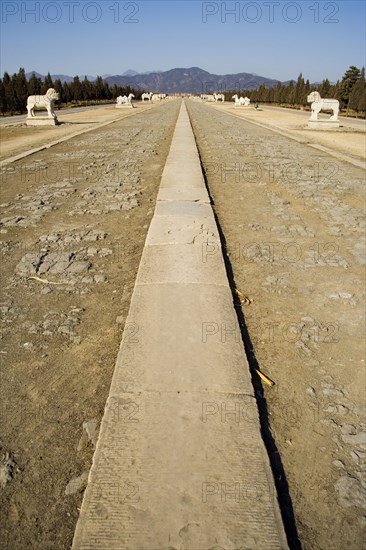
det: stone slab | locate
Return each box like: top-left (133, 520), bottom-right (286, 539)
top-left (157, 187), bottom-right (210, 202)
top-left (160, 160), bottom-right (205, 187)
top-left (136, 245), bottom-right (227, 284)
top-left (137, 248), bottom-right (227, 289)
top-left (145, 215), bottom-right (219, 246)
top-left (26, 117), bottom-right (59, 126)
top-left (72, 100), bottom-right (289, 550)
top-left (72, 391), bottom-right (285, 550)
top-left (110, 283), bottom-right (248, 393)
top-left (155, 200), bottom-right (214, 219)
top-left (308, 119), bottom-right (340, 129)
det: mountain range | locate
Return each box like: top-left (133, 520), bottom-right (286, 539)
top-left (26, 67), bottom-right (283, 93)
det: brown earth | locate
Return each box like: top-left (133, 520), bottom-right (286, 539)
top-left (0, 99), bottom-right (181, 549)
top-left (1, 97), bottom-right (365, 550)
top-left (0, 104), bottom-right (155, 162)
top-left (186, 99), bottom-right (366, 550)
top-left (206, 102), bottom-right (366, 163)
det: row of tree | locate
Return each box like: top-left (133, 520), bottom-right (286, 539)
top-left (0, 68), bottom-right (143, 115)
top-left (226, 66), bottom-right (366, 114)
top-left (1, 66), bottom-right (365, 115)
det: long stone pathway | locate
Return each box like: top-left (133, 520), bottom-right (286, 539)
top-left (72, 101), bottom-right (289, 549)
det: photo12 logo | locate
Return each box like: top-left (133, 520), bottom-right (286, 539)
top-left (85, 480), bottom-right (140, 506)
top-left (0, 159), bottom-right (139, 186)
top-left (201, 2), bottom-right (340, 24)
top-left (2, 2), bottom-right (140, 24)
top-left (202, 240), bottom-right (344, 266)
top-left (204, 161), bottom-right (340, 185)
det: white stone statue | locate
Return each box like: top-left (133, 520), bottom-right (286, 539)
top-left (307, 91), bottom-right (339, 121)
top-left (232, 94), bottom-right (250, 107)
top-left (141, 92), bottom-right (153, 102)
top-left (116, 93), bottom-right (135, 105)
top-left (200, 94), bottom-right (215, 102)
top-left (26, 88), bottom-right (59, 118)
top-left (214, 93), bottom-right (225, 102)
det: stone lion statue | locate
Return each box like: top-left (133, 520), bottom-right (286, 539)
top-left (27, 88), bottom-right (59, 118)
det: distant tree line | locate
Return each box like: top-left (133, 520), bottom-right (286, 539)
top-left (0, 68), bottom-right (143, 115)
top-left (226, 66), bottom-right (366, 115)
top-left (1, 66), bottom-right (365, 116)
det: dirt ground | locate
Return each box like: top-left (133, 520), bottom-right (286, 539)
top-left (0, 99), bottom-right (180, 549)
top-left (0, 98), bottom-right (365, 550)
top-left (0, 104), bottom-right (154, 162)
top-left (186, 100), bottom-right (366, 550)
top-left (206, 102), bottom-right (366, 163)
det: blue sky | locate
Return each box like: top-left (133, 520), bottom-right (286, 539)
top-left (1, 1), bottom-right (365, 82)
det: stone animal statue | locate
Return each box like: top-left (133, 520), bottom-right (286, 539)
top-left (214, 93), bottom-right (225, 102)
top-left (232, 94), bottom-right (250, 107)
top-left (201, 94), bottom-right (215, 102)
top-left (141, 92), bottom-right (153, 102)
top-left (117, 93), bottom-right (135, 104)
top-left (307, 91), bottom-right (339, 121)
top-left (232, 94), bottom-right (244, 106)
top-left (27, 88), bottom-right (59, 118)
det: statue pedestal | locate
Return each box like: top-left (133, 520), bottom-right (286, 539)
top-left (26, 117), bottom-right (59, 126)
top-left (308, 119), bottom-right (340, 129)
top-left (115, 104), bottom-right (134, 109)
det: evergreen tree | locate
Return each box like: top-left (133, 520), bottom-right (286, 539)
top-left (2, 72), bottom-right (14, 113)
top-left (71, 76), bottom-right (83, 101)
top-left (111, 84), bottom-right (120, 98)
top-left (304, 79), bottom-right (311, 97)
top-left (13, 67), bottom-right (28, 111)
top-left (53, 79), bottom-right (63, 106)
top-left (104, 81), bottom-right (112, 100)
top-left (43, 72), bottom-right (54, 92)
top-left (267, 87), bottom-right (274, 103)
top-left (28, 72), bottom-right (42, 95)
top-left (94, 76), bottom-right (105, 100)
top-left (295, 73), bottom-right (306, 105)
top-left (62, 81), bottom-right (72, 103)
top-left (318, 78), bottom-right (331, 97)
top-left (257, 84), bottom-right (267, 102)
top-left (339, 66), bottom-right (361, 108)
top-left (5, 73), bottom-right (17, 113)
top-left (82, 76), bottom-right (93, 101)
top-left (273, 82), bottom-right (280, 103)
top-left (358, 89), bottom-right (366, 113)
top-left (348, 67), bottom-right (365, 113)
top-left (0, 78), bottom-right (6, 114)
top-left (331, 80), bottom-right (342, 101)
top-left (287, 81), bottom-right (296, 104)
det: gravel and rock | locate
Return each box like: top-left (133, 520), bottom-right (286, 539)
top-left (1, 98), bottom-right (364, 549)
top-left (187, 99), bottom-right (366, 550)
top-left (0, 100), bottom-right (180, 549)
